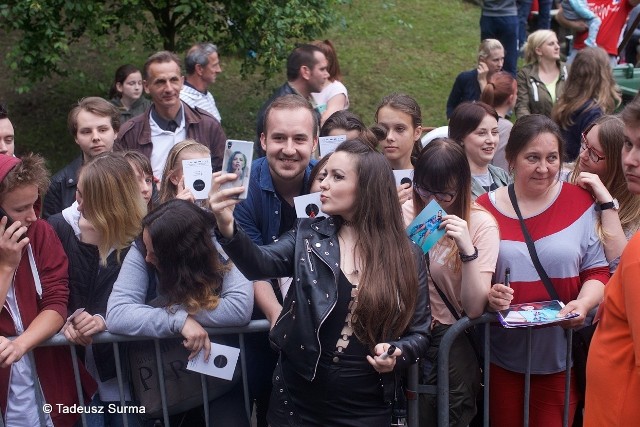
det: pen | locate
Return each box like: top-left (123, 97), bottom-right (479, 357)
top-left (505, 267), bottom-right (511, 288)
top-left (378, 345), bottom-right (396, 360)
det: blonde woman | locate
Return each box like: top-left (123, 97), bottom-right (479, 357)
top-left (552, 47), bottom-right (621, 161)
top-left (569, 115), bottom-right (640, 270)
top-left (158, 139), bottom-right (211, 203)
top-left (446, 39), bottom-right (505, 119)
top-left (48, 152), bottom-right (146, 425)
top-left (516, 30), bottom-right (567, 118)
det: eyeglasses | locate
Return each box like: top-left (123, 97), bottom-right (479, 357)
top-left (580, 133), bottom-right (605, 163)
top-left (413, 183), bottom-right (457, 203)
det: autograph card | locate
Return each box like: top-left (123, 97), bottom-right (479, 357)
top-left (393, 169), bottom-right (413, 187)
top-left (187, 342), bottom-right (240, 381)
top-left (405, 200), bottom-right (447, 254)
top-left (63, 307), bottom-right (85, 330)
top-left (294, 192), bottom-right (326, 219)
top-left (182, 157), bottom-right (211, 200)
top-left (319, 135), bottom-right (346, 158)
top-left (220, 140), bottom-right (254, 200)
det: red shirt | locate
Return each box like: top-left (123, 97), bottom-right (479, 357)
top-left (573, 0), bottom-right (633, 55)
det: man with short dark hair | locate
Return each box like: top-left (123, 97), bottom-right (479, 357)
top-left (43, 97), bottom-right (120, 219)
top-left (236, 94), bottom-right (318, 427)
top-left (180, 42), bottom-right (223, 122)
top-left (254, 44), bottom-right (329, 151)
top-left (116, 50), bottom-right (226, 179)
top-left (0, 104), bottom-right (15, 156)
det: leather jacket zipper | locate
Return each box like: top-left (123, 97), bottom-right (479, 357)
top-left (306, 239), bottom-right (338, 381)
top-left (304, 239), bottom-right (314, 272)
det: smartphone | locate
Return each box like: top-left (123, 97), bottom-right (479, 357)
top-left (220, 140), bottom-right (254, 200)
top-left (0, 207), bottom-right (26, 241)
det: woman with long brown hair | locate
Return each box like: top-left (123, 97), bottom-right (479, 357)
top-left (552, 46), bottom-right (621, 161)
top-left (210, 136), bottom-right (430, 426)
top-left (570, 115), bottom-right (640, 270)
top-left (106, 199), bottom-right (253, 425)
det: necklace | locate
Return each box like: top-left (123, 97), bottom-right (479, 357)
top-left (338, 234), bottom-right (361, 278)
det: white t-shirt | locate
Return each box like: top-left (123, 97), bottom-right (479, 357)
top-left (4, 284), bottom-right (54, 427)
top-left (311, 80), bottom-right (349, 114)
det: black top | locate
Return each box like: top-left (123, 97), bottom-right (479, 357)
top-left (319, 271), bottom-right (368, 357)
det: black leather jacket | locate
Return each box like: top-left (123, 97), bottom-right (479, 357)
top-left (220, 216), bottom-right (431, 381)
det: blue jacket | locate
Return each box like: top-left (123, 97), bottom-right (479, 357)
top-left (446, 69), bottom-right (481, 119)
top-left (234, 157), bottom-right (317, 245)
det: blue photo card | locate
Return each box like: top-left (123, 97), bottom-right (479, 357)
top-left (406, 200), bottom-right (447, 254)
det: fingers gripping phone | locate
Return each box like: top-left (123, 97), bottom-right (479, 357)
top-left (0, 207), bottom-right (26, 241)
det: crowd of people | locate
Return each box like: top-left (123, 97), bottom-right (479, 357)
top-left (1, 2), bottom-right (640, 426)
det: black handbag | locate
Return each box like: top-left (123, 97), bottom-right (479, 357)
top-left (508, 184), bottom-right (596, 396)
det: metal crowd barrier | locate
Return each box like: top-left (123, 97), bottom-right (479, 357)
top-left (3, 313), bottom-right (580, 427)
top-left (418, 312), bottom-right (575, 427)
top-left (20, 319), bottom-right (270, 427)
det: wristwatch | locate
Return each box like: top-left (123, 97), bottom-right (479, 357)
top-left (596, 199), bottom-right (619, 211)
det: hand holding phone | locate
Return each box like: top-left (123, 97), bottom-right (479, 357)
top-left (0, 207), bottom-right (26, 242)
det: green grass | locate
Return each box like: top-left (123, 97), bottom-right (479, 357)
top-left (0, 0), bottom-right (481, 172)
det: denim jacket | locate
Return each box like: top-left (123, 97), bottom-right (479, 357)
top-left (234, 157), bottom-right (316, 245)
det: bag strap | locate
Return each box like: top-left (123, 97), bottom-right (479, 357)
top-left (508, 184), bottom-right (560, 301)
top-left (425, 254), bottom-right (461, 321)
top-left (619, 11), bottom-right (640, 57)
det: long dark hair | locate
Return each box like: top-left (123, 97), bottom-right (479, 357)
top-left (142, 199), bottom-right (229, 314)
top-left (333, 137), bottom-right (418, 347)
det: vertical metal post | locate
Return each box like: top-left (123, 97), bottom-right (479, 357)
top-left (523, 327), bottom-right (532, 427)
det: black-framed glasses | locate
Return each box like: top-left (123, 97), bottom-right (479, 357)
top-left (413, 183), bottom-right (456, 203)
top-left (580, 133), bottom-right (606, 163)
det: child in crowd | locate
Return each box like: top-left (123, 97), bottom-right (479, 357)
top-left (108, 64), bottom-right (151, 125)
top-left (560, 0), bottom-right (601, 47)
top-left (310, 39), bottom-right (349, 125)
top-left (158, 139), bottom-right (211, 204)
top-left (375, 93), bottom-right (422, 205)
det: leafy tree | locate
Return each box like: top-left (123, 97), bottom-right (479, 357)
top-left (0, 0), bottom-right (336, 91)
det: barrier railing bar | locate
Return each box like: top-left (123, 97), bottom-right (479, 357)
top-left (112, 341), bottom-right (130, 427)
top-left (154, 339), bottom-right (171, 427)
top-left (239, 332), bottom-right (252, 420)
top-left (524, 327), bottom-right (532, 427)
top-left (34, 320), bottom-right (271, 347)
top-left (564, 330), bottom-right (573, 427)
top-left (436, 312), bottom-right (496, 426)
top-left (69, 344), bottom-right (88, 427)
top-left (201, 373), bottom-right (210, 426)
top-left (12, 320), bottom-right (271, 427)
top-left (483, 321), bottom-right (490, 427)
top-left (406, 363), bottom-right (419, 427)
